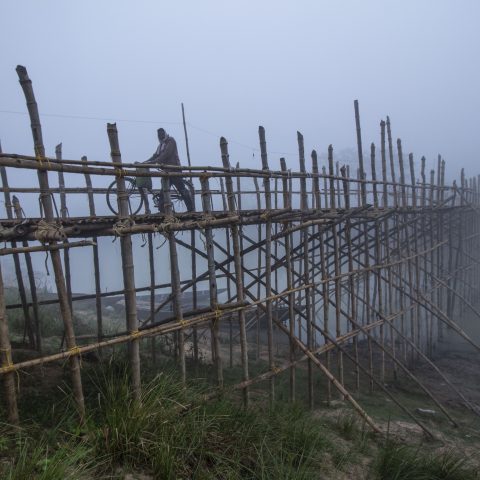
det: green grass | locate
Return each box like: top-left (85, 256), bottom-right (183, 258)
top-left (0, 360), bottom-right (340, 479)
top-left (371, 440), bottom-right (479, 480)
top-left (1, 354), bottom-right (479, 479)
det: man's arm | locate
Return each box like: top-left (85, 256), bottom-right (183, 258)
top-left (144, 151), bottom-right (159, 164)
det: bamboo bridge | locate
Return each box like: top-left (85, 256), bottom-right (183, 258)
top-left (1, 66), bottom-right (479, 437)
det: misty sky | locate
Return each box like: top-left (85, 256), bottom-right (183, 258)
top-left (1, 1), bottom-right (480, 293)
top-left (1, 1), bottom-right (479, 178)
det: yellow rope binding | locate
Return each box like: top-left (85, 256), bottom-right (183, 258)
top-left (114, 167), bottom-right (127, 178)
top-left (0, 347), bottom-right (14, 370)
top-left (130, 330), bottom-right (141, 340)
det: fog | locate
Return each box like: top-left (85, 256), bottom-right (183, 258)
top-left (1, 0), bottom-right (479, 293)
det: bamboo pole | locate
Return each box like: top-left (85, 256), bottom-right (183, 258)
top-left (161, 176), bottom-right (186, 383)
top-left (106, 123), bottom-right (141, 401)
top-left (16, 64), bottom-right (85, 420)
top-left (370, 143), bottom-right (385, 381)
top-left (258, 126), bottom-right (275, 404)
top-left (253, 176), bottom-right (262, 360)
top-left (0, 152), bottom-right (35, 349)
top-left (220, 137), bottom-right (249, 405)
top-left (298, 132), bottom-right (313, 408)
top-left (12, 197), bottom-right (42, 352)
top-left (327, 145), bottom-right (343, 393)
top-left (219, 178), bottom-right (234, 368)
top-left (0, 261), bottom-right (18, 424)
top-left (56, 144), bottom-right (73, 316)
top-left (81, 156), bottom-right (103, 343)
top-left (199, 175), bottom-right (223, 387)
top-left (380, 120), bottom-right (397, 377)
top-left (313, 155), bottom-right (332, 402)
top-left (280, 157), bottom-right (296, 402)
top-left (340, 166), bottom-right (360, 389)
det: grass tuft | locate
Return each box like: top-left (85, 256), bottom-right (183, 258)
top-left (372, 440), bottom-right (479, 480)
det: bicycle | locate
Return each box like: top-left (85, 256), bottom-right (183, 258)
top-left (106, 169), bottom-right (195, 215)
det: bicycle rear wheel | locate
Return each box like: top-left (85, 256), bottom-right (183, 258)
top-left (106, 177), bottom-right (145, 215)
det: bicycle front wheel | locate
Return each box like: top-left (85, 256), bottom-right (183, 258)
top-left (106, 177), bottom-right (145, 215)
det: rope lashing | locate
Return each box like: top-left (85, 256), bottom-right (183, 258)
top-left (0, 347), bottom-right (14, 367)
top-left (130, 330), bottom-right (141, 340)
top-left (157, 215), bottom-right (180, 233)
top-left (67, 346), bottom-right (82, 368)
top-left (112, 217), bottom-right (135, 237)
top-left (0, 347), bottom-right (20, 388)
top-left (34, 219), bottom-right (67, 243)
top-left (114, 167), bottom-right (127, 178)
top-left (35, 153), bottom-right (52, 169)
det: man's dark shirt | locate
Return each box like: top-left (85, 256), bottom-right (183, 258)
top-left (146, 136), bottom-right (180, 168)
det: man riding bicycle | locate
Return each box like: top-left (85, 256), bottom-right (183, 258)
top-left (144, 128), bottom-right (194, 212)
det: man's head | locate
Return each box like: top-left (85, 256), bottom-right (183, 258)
top-left (157, 128), bottom-right (166, 142)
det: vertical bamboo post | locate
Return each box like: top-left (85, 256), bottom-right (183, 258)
top-left (219, 178), bottom-right (233, 368)
top-left (297, 132), bottom-right (314, 408)
top-left (0, 261), bottom-right (18, 424)
top-left (381, 121), bottom-right (397, 377)
top-left (0, 150), bottom-right (35, 349)
top-left (420, 156), bottom-right (430, 354)
top-left (181, 103), bottom-right (192, 168)
top-left (106, 123), bottom-right (141, 401)
top-left (354, 100), bottom-right (366, 201)
top-left (181, 103), bottom-right (199, 364)
top-left (280, 157), bottom-right (296, 402)
top-left (370, 143), bottom-right (385, 381)
top-left (386, 117), bottom-right (398, 208)
top-left (161, 176), bottom-right (186, 383)
top-left (199, 174), bottom-right (223, 387)
top-left (16, 65), bottom-right (85, 420)
top-left (408, 153), bottom-right (421, 356)
top-left (340, 166), bottom-right (360, 390)
top-left (55, 144), bottom-right (73, 317)
top-left (253, 176), bottom-right (262, 360)
top-left (328, 145), bottom-right (343, 391)
top-left (12, 197), bottom-right (41, 352)
top-left (317, 161), bottom-right (332, 402)
top-left (258, 126), bottom-right (275, 404)
top-left (220, 138), bottom-right (249, 405)
top-left (397, 139), bottom-right (416, 363)
top-left (81, 156), bottom-right (103, 343)
top-left (428, 168), bottom-right (436, 350)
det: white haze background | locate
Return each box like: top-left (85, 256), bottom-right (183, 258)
top-left (0, 0), bottom-right (479, 292)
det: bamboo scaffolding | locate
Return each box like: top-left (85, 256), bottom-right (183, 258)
top-left (2, 64), bottom-right (479, 435)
